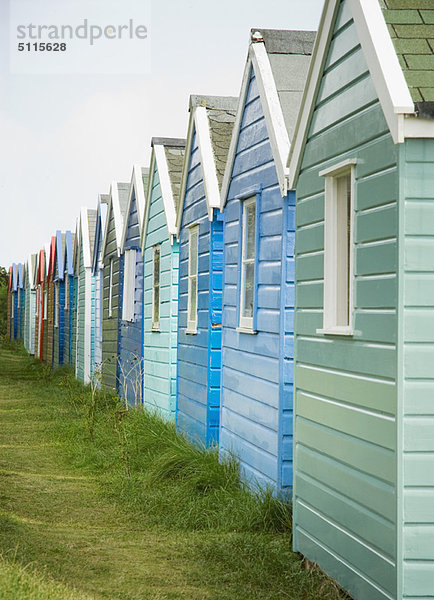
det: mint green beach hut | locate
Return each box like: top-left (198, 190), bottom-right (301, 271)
top-left (141, 138), bottom-right (185, 420)
top-left (287, 1), bottom-right (434, 599)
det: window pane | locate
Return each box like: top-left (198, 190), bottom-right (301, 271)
top-left (243, 262), bottom-right (254, 318)
top-left (154, 285), bottom-right (160, 322)
top-left (246, 203), bottom-right (256, 260)
top-left (335, 174), bottom-right (351, 327)
top-left (189, 276), bottom-right (197, 321)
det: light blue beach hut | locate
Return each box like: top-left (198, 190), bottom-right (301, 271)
top-left (219, 29), bottom-right (314, 491)
top-left (176, 95), bottom-right (237, 446)
top-left (117, 166), bottom-right (149, 406)
top-left (141, 138), bottom-right (185, 419)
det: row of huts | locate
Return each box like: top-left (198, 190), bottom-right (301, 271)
top-left (6, 2), bottom-right (434, 599)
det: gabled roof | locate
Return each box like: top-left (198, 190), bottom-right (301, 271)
top-left (221, 29), bottom-right (315, 205)
top-left (288, 0), bottom-right (434, 188)
top-left (8, 266), bottom-right (12, 293)
top-left (120, 165), bottom-right (150, 253)
top-left (101, 182), bottom-right (130, 259)
top-left (54, 231), bottom-right (67, 281)
top-left (77, 207), bottom-right (97, 270)
top-left (36, 248), bottom-right (46, 285)
top-left (64, 231), bottom-right (75, 277)
top-left (27, 254), bottom-right (37, 290)
top-left (18, 263), bottom-right (24, 289)
top-left (142, 137), bottom-right (186, 248)
top-left (92, 194), bottom-right (109, 274)
top-left (48, 236), bottom-right (56, 280)
top-left (176, 95), bottom-right (237, 229)
top-left (11, 263), bottom-right (18, 292)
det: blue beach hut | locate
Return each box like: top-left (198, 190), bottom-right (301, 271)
top-left (219, 29), bottom-right (314, 491)
top-left (176, 95), bottom-right (237, 446)
top-left (92, 195), bottom-right (109, 377)
top-left (52, 230), bottom-right (67, 367)
top-left (118, 166), bottom-right (149, 406)
top-left (63, 231), bottom-right (75, 366)
top-left (141, 138), bottom-right (185, 419)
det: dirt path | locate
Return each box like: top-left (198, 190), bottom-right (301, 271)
top-left (0, 349), bottom-right (210, 600)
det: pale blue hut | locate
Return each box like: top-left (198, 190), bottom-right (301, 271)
top-left (118, 166), bottom-right (149, 406)
top-left (219, 29), bottom-right (314, 491)
top-left (142, 138), bottom-right (185, 419)
top-left (92, 195), bottom-right (109, 377)
top-left (176, 95), bottom-right (237, 446)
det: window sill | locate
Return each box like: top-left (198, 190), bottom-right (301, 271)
top-left (236, 326), bottom-right (257, 335)
top-left (151, 325), bottom-right (160, 332)
top-left (316, 327), bottom-right (354, 336)
top-left (186, 328), bottom-right (197, 335)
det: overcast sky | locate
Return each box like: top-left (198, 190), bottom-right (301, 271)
top-left (0, 0), bottom-right (323, 268)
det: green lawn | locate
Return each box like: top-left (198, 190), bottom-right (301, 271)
top-left (0, 345), bottom-right (348, 600)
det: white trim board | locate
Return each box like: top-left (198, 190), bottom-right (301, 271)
top-left (195, 106), bottom-right (221, 220)
top-left (287, 0), bottom-right (421, 190)
top-left (175, 108), bottom-right (196, 235)
top-left (120, 164), bottom-right (147, 253)
top-left (79, 207), bottom-right (92, 269)
top-left (155, 144), bottom-right (177, 239)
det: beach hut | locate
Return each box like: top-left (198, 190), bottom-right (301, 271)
top-left (8, 264), bottom-right (17, 340)
top-left (101, 182), bottom-right (129, 391)
top-left (46, 236), bottom-right (57, 364)
top-left (74, 208), bottom-right (97, 384)
top-left (52, 231), bottom-right (67, 368)
top-left (219, 29), bottom-right (314, 491)
top-left (287, 1), bottom-right (434, 599)
top-left (23, 254), bottom-right (37, 355)
top-left (7, 266), bottom-right (12, 341)
top-left (92, 195), bottom-right (109, 379)
top-left (118, 166), bottom-right (149, 406)
top-left (34, 249), bottom-right (46, 361)
top-left (63, 232), bottom-right (75, 366)
top-left (41, 242), bottom-right (50, 363)
top-left (17, 263), bottom-right (24, 340)
top-left (141, 139), bottom-right (185, 418)
top-left (176, 95), bottom-right (237, 446)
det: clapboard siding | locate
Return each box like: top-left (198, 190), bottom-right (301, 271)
top-left (53, 281), bottom-right (65, 367)
top-left (42, 280), bottom-right (48, 363)
top-left (76, 243), bottom-right (86, 382)
top-left (143, 164), bottom-right (179, 419)
top-left (401, 138), bottom-right (434, 598)
top-left (177, 129), bottom-right (223, 446)
top-left (220, 67), bottom-right (295, 491)
top-left (293, 4), bottom-right (398, 599)
top-left (119, 192), bottom-right (144, 406)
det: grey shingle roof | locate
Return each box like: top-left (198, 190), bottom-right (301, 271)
top-left (251, 29), bottom-right (315, 141)
top-left (100, 194), bottom-right (110, 205)
top-left (163, 143), bottom-right (186, 212)
top-left (87, 209), bottom-right (97, 265)
top-left (141, 168), bottom-right (149, 199)
top-left (381, 0), bottom-right (434, 106)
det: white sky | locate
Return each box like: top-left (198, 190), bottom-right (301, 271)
top-left (0, 0), bottom-right (323, 268)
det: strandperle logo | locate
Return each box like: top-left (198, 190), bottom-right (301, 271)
top-left (16, 19), bottom-right (148, 46)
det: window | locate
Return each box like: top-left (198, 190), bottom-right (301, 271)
top-left (43, 289), bottom-right (48, 320)
top-left (122, 249), bottom-right (136, 322)
top-left (187, 225), bottom-right (199, 333)
top-left (35, 287), bottom-right (39, 317)
top-left (11, 295), bottom-right (14, 320)
top-left (239, 196), bottom-right (256, 331)
top-left (318, 159), bottom-right (355, 335)
top-left (108, 258), bottom-right (114, 318)
top-left (17, 290), bottom-right (20, 309)
top-left (54, 282), bottom-right (59, 328)
top-left (152, 245), bottom-right (161, 330)
top-left (65, 275), bottom-right (69, 311)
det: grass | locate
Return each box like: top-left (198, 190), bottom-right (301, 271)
top-left (0, 343), bottom-right (350, 600)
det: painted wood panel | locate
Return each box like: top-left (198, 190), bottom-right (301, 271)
top-left (401, 138), bottom-right (434, 598)
top-left (293, 4), bottom-right (398, 599)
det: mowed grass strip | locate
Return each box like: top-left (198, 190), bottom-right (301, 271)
top-left (0, 344), bottom-right (349, 600)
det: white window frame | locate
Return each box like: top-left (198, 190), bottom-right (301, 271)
top-left (17, 289), bottom-right (20, 309)
top-left (317, 159), bottom-right (356, 336)
top-left (54, 282), bottom-right (59, 328)
top-left (11, 294), bottom-right (14, 320)
top-left (238, 196), bottom-right (256, 333)
top-left (152, 244), bottom-right (161, 331)
top-left (186, 224), bottom-right (199, 334)
top-left (43, 289), bottom-right (48, 320)
top-left (122, 249), bottom-right (136, 322)
top-left (108, 258), bottom-right (114, 318)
